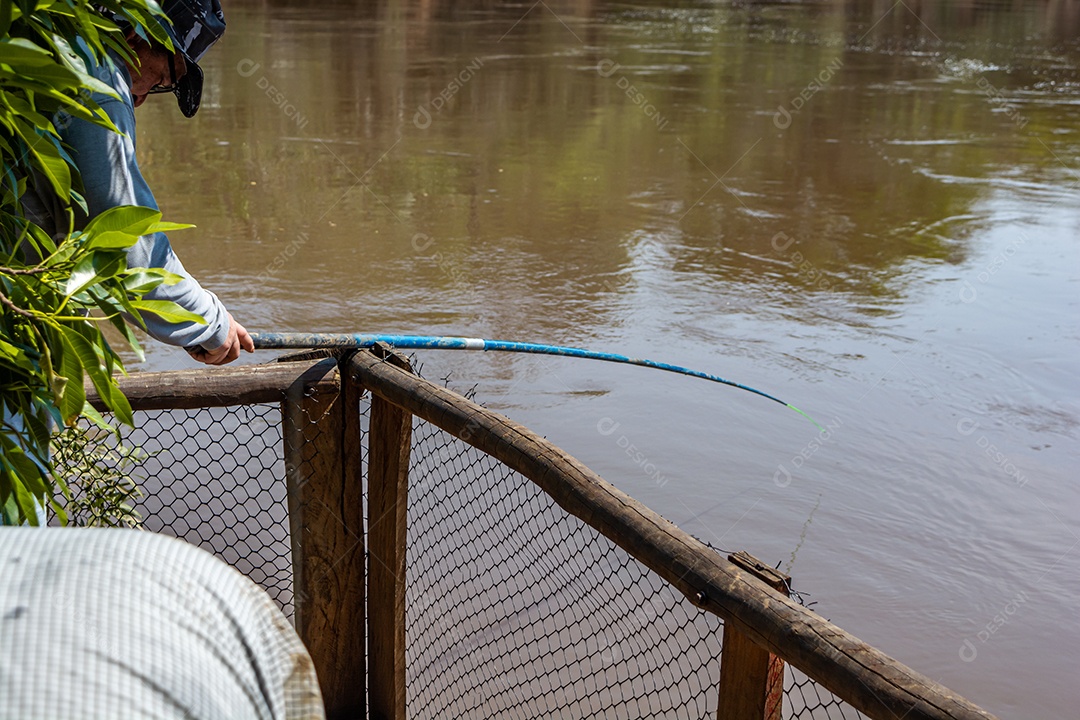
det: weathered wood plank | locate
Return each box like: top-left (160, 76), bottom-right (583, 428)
top-left (283, 358), bottom-right (366, 720)
top-left (348, 350), bottom-right (998, 720)
top-left (717, 552), bottom-right (790, 720)
top-left (86, 358), bottom-right (338, 411)
top-left (366, 351), bottom-right (412, 720)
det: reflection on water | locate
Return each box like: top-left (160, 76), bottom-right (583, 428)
top-left (134, 0), bottom-right (1079, 716)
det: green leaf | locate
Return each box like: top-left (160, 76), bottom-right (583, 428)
top-left (148, 221), bottom-right (194, 233)
top-left (80, 401), bottom-right (115, 434)
top-left (121, 268), bottom-right (173, 294)
top-left (55, 327), bottom-right (85, 424)
top-left (91, 292), bottom-right (144, 361)
top-left (128, 299), bottom-right (207, 325)
top-left (13, 61), bottom-right (83, 90)
top-left (21, 128), bottom-right (70, 200)
top-left (1, 493), bottom-right (19, 527)
top-left (70, 322), bottom-right (132, 426)
top-left (58, 323), bottom-right (132, 426)
top-left (0, 38), bottom-right (55, 68)
top-left (82, 205), bottom-right (162, 241)
top-left (0, 436), bottom-right (48, 526)
top-left (0, 1), bottom-right (14, 38)
top-left (83, 229), bottom-right (141, 249)
top-left (0, 439), bottom-right (46, 495)
top-left (0, 337), bottom-right (36, 373)
top-left (24, 404), bottom-right (55, 458)
top-left (4, 94), bottom-right (54, 133)
top-left (9, 476), bottom-right (40, 526)
top-left (64, 250), bottom-right (125, 296)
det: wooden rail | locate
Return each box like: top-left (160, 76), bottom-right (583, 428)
top-left (365, 348), bottom-right (412, 720)
top-left (86, 356), bottom-right (339, 411)
top-left (89, 358), bottom-right (367, 718)
top-left (347, 350), bottom-right (998, 720)
top-left (88, 353), bottom-right (999, 720)
top-left (282, 360), bottom-right (367, 719)
top-left (717, 551), bottom-right (790, 720)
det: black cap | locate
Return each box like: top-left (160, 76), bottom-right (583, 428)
top-left (156, 0), bottom-right (226, 117)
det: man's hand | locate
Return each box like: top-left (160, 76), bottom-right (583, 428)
top-left (188, 314), bottom-right (255, 365)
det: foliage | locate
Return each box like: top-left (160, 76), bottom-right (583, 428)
top-left (0, 1), bottom-right (202, 525)
top-left (52, 423), bottom-right (145, 528)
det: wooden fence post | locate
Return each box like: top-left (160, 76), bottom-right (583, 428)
top-left (366, 349), bottom-right (412, 720)
top-left (716, 551), bottom-right (791, 720)
top-left (282, 357), bottom-right (367, 719)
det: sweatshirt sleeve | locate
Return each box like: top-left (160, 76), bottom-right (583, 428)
top-left (60, 56), bottom-right (232, 352)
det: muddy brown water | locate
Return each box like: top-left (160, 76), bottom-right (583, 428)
top-left (128, 0), bottom-right (1079, 715)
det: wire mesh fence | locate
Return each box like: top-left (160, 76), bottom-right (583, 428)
top-left (54, 360), bottom-right (868, 719)
top-left (56, 403), bottom-right (295, 616)
top-left (406, 416), bottom-right (724, 719)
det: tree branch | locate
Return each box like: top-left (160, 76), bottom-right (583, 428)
top-left (0, 289), bottom-right (38, 319)
top-left (0, 265), bottom-right (48, 276)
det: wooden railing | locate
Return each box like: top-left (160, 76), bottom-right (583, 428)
top-left (91, 348), bottom-right (999, 720)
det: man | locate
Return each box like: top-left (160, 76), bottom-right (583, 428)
top-left (1, 14), bottom-right (323, 717)
top-left (0, 526), bottom-right (326, 719)
top-left (24, 0), bottom-right (253, 365)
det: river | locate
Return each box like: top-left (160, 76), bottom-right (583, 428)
top-left (132, 0), bottom-right (1079, 716)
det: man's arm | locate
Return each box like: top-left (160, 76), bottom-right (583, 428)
top-left (62, 52), bottom-right (251, 362)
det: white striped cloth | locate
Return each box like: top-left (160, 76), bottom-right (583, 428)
top-left (0, 527), bottom-right (324, 720)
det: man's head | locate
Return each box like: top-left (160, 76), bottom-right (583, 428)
top-left (126, 0), bottom-right (226, 117)
top-left (125, 32), bottom-right (187, 109)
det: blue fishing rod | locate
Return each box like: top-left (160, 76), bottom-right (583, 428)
top-left (250, 332), bottom-right (822, 429)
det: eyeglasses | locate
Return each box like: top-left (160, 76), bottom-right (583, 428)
top-left (147, 54), bottom-right (179, 95)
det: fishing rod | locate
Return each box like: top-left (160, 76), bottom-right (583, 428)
top-left (249, 332), bottom-right (822, 430)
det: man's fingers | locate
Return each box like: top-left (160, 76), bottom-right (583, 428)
top-left (236, 323), bottom-right (255, 353)
top-left (206, 341), bottom-right (239, 365)
top-left (190, 316), bottom-right (251, 365)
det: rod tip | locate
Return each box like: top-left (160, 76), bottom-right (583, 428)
top-left (787, 404), bottom-right (826, 432)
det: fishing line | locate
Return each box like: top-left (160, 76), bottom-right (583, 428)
top-left (250, 332), bottom-right (823, 430)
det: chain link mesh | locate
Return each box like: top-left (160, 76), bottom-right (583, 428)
top-left (56, 403), bottom-right (295, 617)
top-left (55, 362), bottom-right (868, 719)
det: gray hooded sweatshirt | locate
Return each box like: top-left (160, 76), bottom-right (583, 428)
top-left (22, 43), bottom-right (231, 352)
